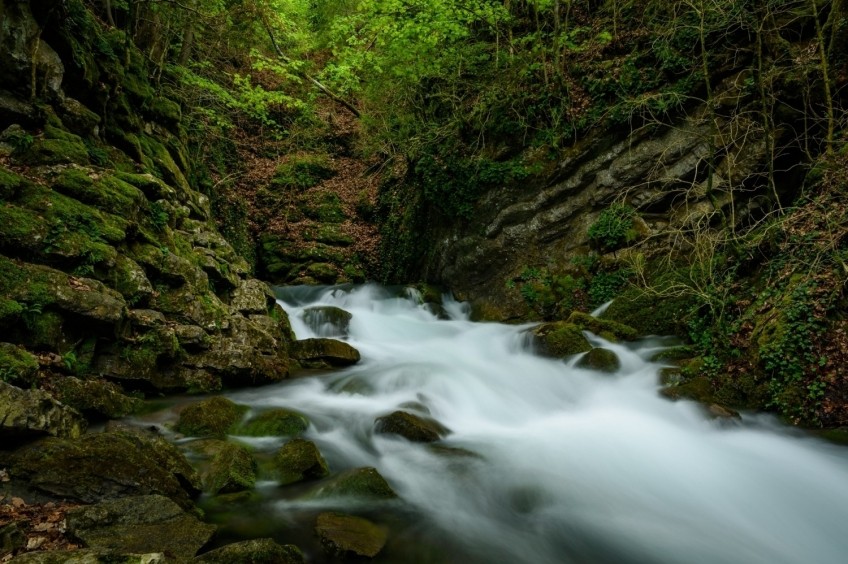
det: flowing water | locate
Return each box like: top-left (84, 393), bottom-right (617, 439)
top-left (200, 284), bottom-right (848, 563)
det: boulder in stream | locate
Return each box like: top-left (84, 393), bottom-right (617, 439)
top-left (530, 322), bottom-right (592, 358)
top-left (234, 408), bottom-right (309, 437)
top-left (290, 338), bottom-right (360, 369)
top-left (0, 381), bottom-right (86, 443)
top-left (374, 410), bottom-right (449, 443)
top-left (175, 397), bottom-right (249, 437)
top-left (302, 306), bottom-right (353, 338)
top-left (308, 467), bottom-right (397, 501)
top-left (186, 439), bottom-right (257, 494)
top-left (66, 495), bottom-right (216, 559)
top-left (566, 311), bottom-right (639, 341)
top-left (315, 512), bottom-right (388, 559)
top-left (274, 438), bottom-right (330, 485)
top-left (575, 348), bottom-right (621, 373)
top-left (195, 538), bottom-right (304, 563)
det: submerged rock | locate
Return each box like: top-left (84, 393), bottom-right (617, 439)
top-left (66, 495), bottom-right (216, 559)
top-left (186, 439), bottom-right (257, 495)
top-left (235, 408), bottom-right (309, 437)
top-left (175, 397), bottom-right (249, 437)
top-left (290, 338), bottom-right (360, 369)
top-left (0, 381), bottom-right (86, 443)
top-left (302, 306), bottom-right (353, 338)
top-left (575, 348), bottom-right (621, 373)
top-left (530, 322), bottom-right (592, 358)
top-left (315, 512), bottom-right (388, 559)
top-left (374, 411), bottom-right (449, 443)
top-left (195, 538), bottom-right (304, 563)
top-left (274, 438), bottom-right (330, 485)
top-left (308, 467), bottom-right (397, 501)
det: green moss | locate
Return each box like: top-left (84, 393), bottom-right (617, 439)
top-left (532, 322), bottom-right (592, 357)
top-left (203, 442), bottom-right (257, 494)
top-left (0, 343), bottom-right (39, 385)
top-left (23, 310), bottom-right (64, 350)
top-left (53, 377), bottom-right (143, 419)
top-left (234, 408), bottom-right (309, 437)
top-left (0, 204), bottom-right (49, 252)
top-left (661, 375), bottom-right (716, 404)
top-left (22, 132), bottom-right (90, 166)
top-left (575, 347), bottom-right (621, 373)
top-left (567, 311), bottom-right (639, 341)
top-left (0, 167), bottom-right (27, 201)
top-left (176, 397), bottom-right (249, 437)
top-left (53, 170), bottom-right (144, 218)
top-left (302, 192), bottom-right (346, 223)
top-left (274, 438), bottom-right (330, 485)
top-left (271, 153), bottom-right (334, 189)
top-left (602, 287), bottom-right (693, 338)
top-left (0, 298), bottom-right (23, 326)
top-left (309, 467), bottom-right (397, 501)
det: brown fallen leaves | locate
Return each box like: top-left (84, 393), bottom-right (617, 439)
top-left (0, 490), bottom-right (80, 561)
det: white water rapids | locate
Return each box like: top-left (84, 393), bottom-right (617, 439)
top-left (217, 284), bottom-right (848, 563)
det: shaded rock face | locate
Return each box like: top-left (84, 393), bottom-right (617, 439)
top-left (315, 512), bottom-right (387, 559)
top-left (374, 411), bottom-right (449, 443)
top-left (0, 381), bottom-right (86, 443)
top-left (66, 495), bottom-right (216, 560)
top-left (290, 338), bottom-right (361, 369)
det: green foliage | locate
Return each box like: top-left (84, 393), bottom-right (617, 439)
top-left (149, 201), bottom-right (169, 231)
top-left (507, 266), bottom-right (588, 319)
top-left (588, 268), bottom-right (632, 307)
top-left (272, 153), bottom-right (334, 189)
top-left (588, 204), bottom-right (637, 251)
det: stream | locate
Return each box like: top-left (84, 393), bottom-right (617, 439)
top-left (193, 284), bottom-right (848, 563)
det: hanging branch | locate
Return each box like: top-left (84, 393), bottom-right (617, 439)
top-left (260, 14), bottom-right (361, 119)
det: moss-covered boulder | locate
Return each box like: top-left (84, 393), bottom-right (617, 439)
top-left (8, 431), bottom-right (201, 510)
top-left (315, 512), bottom-right (388, 559)
top-left (235, 408), bottom-right (309, 437)
top-left (195, 539), bottom-right (305, 563)
top-left (302, 306), bottom-right (353, 338)
top-left (0, 381), bottom-right (86, 443)
top-left (186, 439), bottom-right (257, 495)
top-left (530, 322), bottom-right (592, 358)
top-left (290, 338), bottom-right (360, 369)
top-left (66, 495), bottom-right (216, 559)
top-left (374, 411), bottom-right (449, 443)
top-left (274, 438), bottom-right (330, 485)
top-left (175, 397), bottom-right (249, 437)
top-left (231, 279), bottom-right (275, 315)
top-left (0, 342), bottom-right (39, 386)
top-left (51, 377), bottom-right (142, 419)
top-left (575, 348), bottom-right (621, 373)
top-left (566, 311), bottom-right (639, 341)
top-left (308, 467), bottom-right (397, 501)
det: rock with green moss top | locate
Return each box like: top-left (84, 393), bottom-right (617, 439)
top-left (186, 439), bottom-right (257, 494)
top-left (274, 438), bottom-right (330, 485)
top-left (115, 172), bottom-right (177, 201)
top-left (0, 298), bottom-right (23, 327)
top-left (567, 311), bottom-right (638, 341)
top-left (8, 430), bottom-right (201, 509)
top-left (531, 322), bottom-right (592, 358)
top-left (111, 255), bottom-right (154, 302)
top-left (149, 286), bottom-right (229, 331)
top-left (235, 408), bottom-right (309, 437)
top-left (53, 169), bottom-right (144, 218)
top-left (315, 512), bottom-right (388, 559)
top-left (290, 338), bottom-right (360, 369)
top-left (302, 306), bottom-right (352, 338)
top-left (51, 377), bottom-right (142, 419)
top-left (0, 343), bottom-right (38, 385)
top-left (305, 262), bottom-right (339, 283)
top-left (21, 129), bottom-right (89, 166)
top-left (176, 396), bottom-right (249, 437)
top-left (576, 348), bottom-right (621, 373)
top-left (130, 243), bottom-right (209, 290)
top-left (195, 538), bottom-right (305, 564)
top-left (0, 167), bottom-right (28, 200)
top-left (232, 279), bottom-right (275, 315)
top-left (374, 411), bottom-right (449, 443)
top-left (660, 375), bottom-right (715, 404)
top-left (308, 467), bottom-right (398, 501)
top-left (66, 495), bottom-right (216, 560)
top-left (0, 381), bottom-right (86, 442)
top-left (601, 287), bottom-right (692, 338)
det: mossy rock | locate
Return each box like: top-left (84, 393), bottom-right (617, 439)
top-left (0, 343), bottom-right (39, 386)
top-left (302, 306), bottom-right (353, 338)
top-left (53, 169), bottom-right (144, 218)
top-left (660, 376), bottom-right (716, 404)
top-left (0, 380), bottom-right (87, 442)
top-left (302, 192), bottom-right (346, 223)
top-left (575, 347), bottom-right (621, 373)
top-left (187, 439), bottom-right (257, 495)
top-left (0, 298), bottom-right (23, 328)
top-left (21, 131), bottom-right (89, 166)
top-left (602, 287), bottom-right (693, 338)
top-left (290, 338), bottom-right (361, 369)
top-left (234, 408), bottom-right (309, 437)
top-left (271, 153), bottom-right (334, 189)
top-left (52, 377), bottom-right (143, 419)
top-left (315, 512), bottom-right (388, 559)
top-left (531, 322), bottom-right (592, 358)
top-left (567, 311), bottom-right (639, 341)
top-left (308, 467), bottom-right (398, 501)
top-left (176, 396), bottom-right (249, 437)
top-left (305, 262), bottom-right (339, 283)
top-left (274, 438), bottom-right (330, 485)
top-left (195, 538), bottom-right (305, 563)
top-left (374, 411), bottom-right (450, 443)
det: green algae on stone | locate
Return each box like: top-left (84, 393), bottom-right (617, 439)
top-left (274, 438), bottom-right (330, 485)
top-left (531, 322), bottom-right (592, 358)
top-left (235, 408), bottom-right (309, 438)
top-left (176, 396), bottom-right (249, 437)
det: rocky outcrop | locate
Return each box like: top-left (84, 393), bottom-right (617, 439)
top-left (185, 439), bottom-right (257, 495)
top-left (175, 397), bottom-right (248, 438)
top-left (290, 338), bottom-right (361, 369)
top-left (0, 381), bottom-right (86, 443)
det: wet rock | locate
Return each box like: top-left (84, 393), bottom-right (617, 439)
top-left (566, 312), bottom-right (639, 341)
top-left (290, 338), bottom-right (360, 369)
top-left (302, 306), bottom-right (352, 338)
top-left (309, 467), bottom-right (397, 501)
top-left (66, 495), bottom-right (216, 559)
top-left (315, 512), bottom-right (388, 559)
top-left (374, 411), bottom-right (449, 443)
top-left (707, 404), bottom-right (741, 420)
top-left (660, 376), bottom-right (715, 404)
top-left (195, 538), bottom-right (305, 563)
top-left (0, 381), bottom-right (86, 442)
top-left (575, 348), bottom-right (621, 373)
top-left (530, 322), bottom-right (592, 358)
top-left (8, 551), bottom-right (166, 563)
top-left (175, 397), bottom-right (249, 437)
top-left (51, 377), bottom-right (142, 419)
top-left (186, 439), bottom-right (256, 495)
top-left (235, 408), bottom-right (309, 437)
top-left (8, 431), bottom-right (201, 510)
top-left (231, 279), bottom-right (275, 315)
top-left (274, 439), bottom-right (330, 485)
